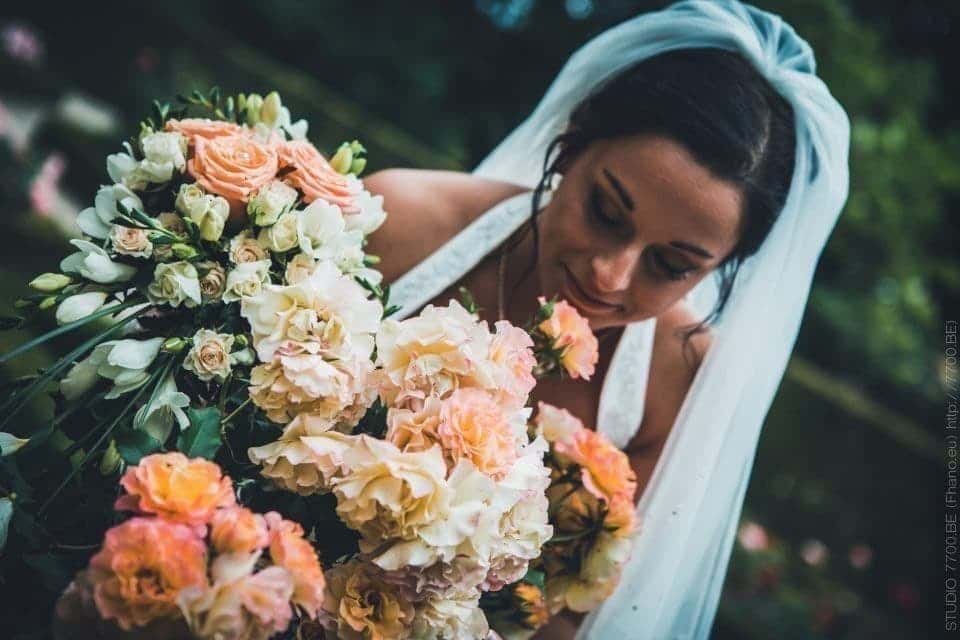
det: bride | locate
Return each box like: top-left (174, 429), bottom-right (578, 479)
top-left (364, 1), bottom-right (850, 638)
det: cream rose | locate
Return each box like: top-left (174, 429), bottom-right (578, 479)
top-left (109, 225), bottom-right (153, 258)
top-left (175, 183), bottom-right (229, 241)
top-left (147, 261), bottom-right (202, 308)
top-left (222, 260), bottom-right (271, 303)
top-left (257, 212), bottom-right (299, 253)
top-left (228, 230), bottom-right (269, 264)
top-left (183, 329), bottom-right (235, 382)
top-left (197, 262), bottom-right (227, 301)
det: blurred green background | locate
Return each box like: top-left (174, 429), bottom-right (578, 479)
top-left (0, 0), bottom-right (954, 638)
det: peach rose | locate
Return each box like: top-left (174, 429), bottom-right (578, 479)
top-left (537, 296), bottom-right (599, 380)
top-left (438, 387), bottom-right (519, 480)
top-left (115, 452), bottom-right (236, 526)
top-left (87, 517), bottom-right (207, 630)
top-left (553, 428), bottom-right (637, 505)
top-left (210, 506), bottom-right (269, 554)
top-left (278, 140), bottom-right (357, 212)
top-left (265, 512), bottom-right (325, 619)
top-left (187, 134), bottom-right (279, 207)
top-left (165, 117), bottom-right (246, 142)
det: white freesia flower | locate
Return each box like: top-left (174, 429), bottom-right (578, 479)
top-left (133, 373), bottom-right (190, 443)
top-left (147, 261), bottom-right (202, 308)
top-left (295, 199), bottom-right (364, 263)
top-left (247, 180), bottom-right (298, 226)
top-left (222, 260), bottom-right (271, 303)
top-left (344, 176), bottom-right (388, 235)
top-left (77, 184), bottom-right (143, 239)
top-left (55, 291), bottom-right (108, 326)
top-left (240, 259), bottom-right (381, 362)
top-left (60, 337), bottom-right (164, 400)
top-left (106, 143), bottom-right (139, 186)
top-left (60, 239), bottom-right (137, 284)
top-left (257, 212), bottom-right (298, 252)
top-left (183, 329), bottom-right (235, 382)
top-left (107, 132), bottom-right (187, 190)
top-left (0, 432), bottom-right (29, 456)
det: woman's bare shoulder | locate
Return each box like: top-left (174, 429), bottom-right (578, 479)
top-left (362, 168), bottom-right (529, 283)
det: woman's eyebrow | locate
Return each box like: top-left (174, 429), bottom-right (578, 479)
top-left (602, 167), bottom-right (634, 211)
top-left (669, 241), bottom-right (714, 259)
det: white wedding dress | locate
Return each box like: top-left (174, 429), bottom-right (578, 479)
top-left (387, 2), bottom-right (851, 638)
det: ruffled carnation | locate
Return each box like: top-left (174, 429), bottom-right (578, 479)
top-left (114, 452), bottom-right (235, 526)
top-left (437, 388), bottom-right (520, 480)
top-left (264, 512), bottom-right (326, 619)
top-left (553, 428), bottom-right (637, 505)
top-left (210, 506), bottom-right (269, 555)
top-left (537, 296), bottom-right (599, 380)
top-left (319, 559), bottom-right (415, 640)
top-left (489, 319), bottom-right (537, 409)
top-left (88, 517), bottom-right (207, 630)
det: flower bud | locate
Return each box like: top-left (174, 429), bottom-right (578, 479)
top-left (233, 334), bottom-right (249, 348)
top-left (260, 91), bottom-right (282, 127)
top-left (29, 273), bottom-right (72, 293)
top-left (244, 93), bottom-right (264, 125)
top-left (56, 291), bottom-right (108, 325)
top-left (99, 439), bottom-right (122, 475)
top-left (329, 143), bottom-right (354, 175)
top-left (171, 243), bottom-right (199, 260)
top-left (162, 337), bottom-right (188, 353)
top-left (231, 346), bottom-right (256, 366)
top-left (38, 296), bottom-right (58, 311)
top-left (349, 157), bottom-right (367, 176)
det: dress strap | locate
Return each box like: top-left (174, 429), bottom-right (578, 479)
top-left (388, 190), bottom-right (541, 321)
top-left (596, 317), bottom-right (656, 449)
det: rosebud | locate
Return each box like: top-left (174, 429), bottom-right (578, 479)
top-left (171, 243), bottom-right (199, 260)
top-left (29, 273), bottom-right (72, 293)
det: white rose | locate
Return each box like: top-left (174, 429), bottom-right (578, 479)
top-left (109, 225), bottom-right (153, 258)
top-left (147, 261), bottom-right (202, 308)
top-left (183, 329), bottom-right (235, 382)
top-left (77, 184), bottom-right (143, 239)
top-left (60, 239), bottom-right (137, 284)
top-left (175, 183), bottom-right (208, 220)
top-left (228, 230), bottom-right (269, 264)
top-left (222, 260), bottom-right (271, 303)
top-left (283, 253), bottom-right (316, 285)
top-left (197, 195), bottom-right (229, 242)
top-left (257, 212), bottom-right (298, 253)
top-left (247, 180), bottom-right (297, 226)
top-left (55, 291), bottom-right (108, 326)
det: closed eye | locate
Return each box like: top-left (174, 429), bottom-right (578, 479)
top-left (589, 187), bottom-right (620, 228)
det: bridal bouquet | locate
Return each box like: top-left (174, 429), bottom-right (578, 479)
top-left (0, 87), bottom-right (633, 639)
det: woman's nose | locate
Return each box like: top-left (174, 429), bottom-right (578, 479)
top-left (590, 247), bottom-right (641, 293)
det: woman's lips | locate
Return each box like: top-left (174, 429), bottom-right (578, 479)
top-left (560, 264), bottom-right (623, 315)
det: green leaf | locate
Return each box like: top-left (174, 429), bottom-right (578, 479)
top-left (115, 429), bottom-right (161, 465)
top-left (522, 567), bottom-right (546, 589)
top-left (177, 407), bottom-right (222, 459)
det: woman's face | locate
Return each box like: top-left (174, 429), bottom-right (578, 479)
top-left (536, 134), bottom-right (743, 330)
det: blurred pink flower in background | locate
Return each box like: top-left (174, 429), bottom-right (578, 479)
top-left (29, 153), bottom-right (67, 217)
top-left (1, 23), bottom-right (44, 65)
top-left (800, 539), bottom-right (830, 567)
top-left (848, 543), bottom-right (874, 570)
top-left (737, 520), bottom-right (770, 552)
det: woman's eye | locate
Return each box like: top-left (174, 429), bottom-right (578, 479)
top-left (589, 189), bottom-right (620, 227)
top-left (654, 252), bottom-right (695, 281)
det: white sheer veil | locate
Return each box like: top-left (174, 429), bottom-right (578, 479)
top-left (471, 1), bottom-right (850, 638)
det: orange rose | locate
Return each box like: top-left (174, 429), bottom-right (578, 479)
top-left (115, 452), bottom-right (236, 526)
top-left (165, 117), bottom-right (246, 143)
top-left (210, 506), bottom-right (269, 554)
top-left (187, 134), bottom-right (279, 208)
top-left (265, 512), bottom-right (325, 619)
top-left (277, 140), bottom-right (357, 212)
top-left (88, 517), bottom-right (208, 630)
top-left (537, 297), bottom-right (599, 380)
top-left (554, 428), bottom-right (637, 505)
